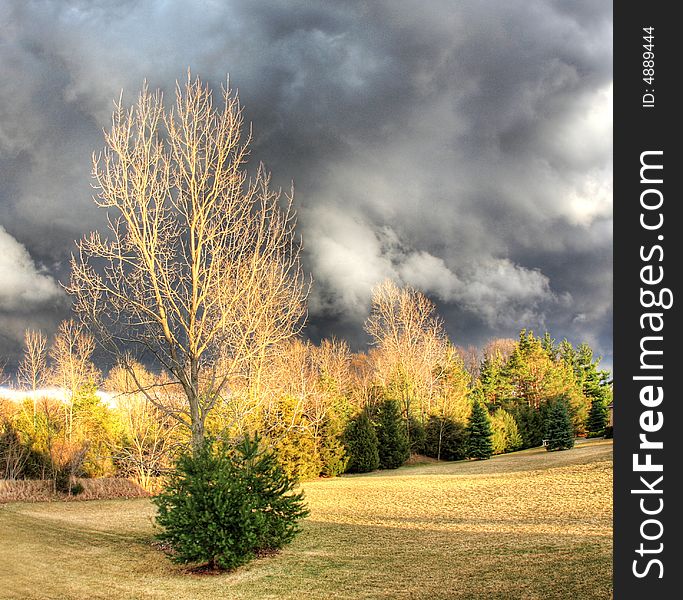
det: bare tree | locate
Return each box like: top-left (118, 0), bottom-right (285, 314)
top-left (456, 345), bottom-right (481, 381)
top-left (482, 338), bottom-right (517, 364)
top-left (19, 329), bottom-right (48, 392)
top-left (365, 280), bottom-right (447, 435)
top-left (69, 73), bottom-right (308, 451)
top-left (49, 319), bottom-right (98, 441)
top-left (0, 360), bottom-right (8, 387)
top-left (112, 383), bottom-right (179, 490)
top-left (18, 329), bottom-right (48, 423)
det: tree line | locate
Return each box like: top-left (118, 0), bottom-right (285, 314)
top-left (1, 284), bottom-right (612, 488)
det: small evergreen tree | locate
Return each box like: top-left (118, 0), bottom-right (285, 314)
top-left (375, 400), bottom-right (410, 469)
top-left (72, 383), bottom-right (118, 477)
top-left (319, 434), bottom-right (349, 477)
top-left (317, 392), bottom-right (351, 477)
top-left (343, 412), bottom-right (380, 473)
top-left (154, 434), bottom-right (308, 570)
top-left (544, 398), bottom-right (575, 451)
top-left (273, 428), bottom-right (321, 482)
top-left (263, 395), bottom-right (322, 480)
top-left (319, 417), bottom-right (349, 477)
top-left (466, 398), bottom-right (493, 460)
top-left (586, 398), bottom-right (608, 438)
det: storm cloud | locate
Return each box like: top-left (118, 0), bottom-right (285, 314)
top-left (0, 0), bottom-right (612, 370)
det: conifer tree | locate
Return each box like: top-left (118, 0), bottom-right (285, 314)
top-left (344, 412), bottom-right (380, 473)
top-left (154, 434), bottom-right (308, 570)
top-left (375, 399), bottom-right (410, 469)
top-left (586, 398), bottom-right (608, 437)
top-left (544, 398), bottom-right (574, 451)
top-left (540, 332), bottom-right (557, 361)
top-left (466, 397), bottom-right (493, 460)
top-left (509, 402), bottom-right (548, 449)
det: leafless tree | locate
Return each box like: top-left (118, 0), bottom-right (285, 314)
top-left (456, 345), bottom-right (481, 381)
top-left (18, 329), bottom-right (48, 392)
top-left (482, 338), bottom-right (517, 364)
top-left (49, 320), bottom-right (98, 440)
top-left (18, 329), bottom-right (48, 423)
top-left (68, 73), bottom-right (308, 451)
top-left (0, 360), bottom-right (8, 387)
top-left (365, 280), bottom-right (447, 433)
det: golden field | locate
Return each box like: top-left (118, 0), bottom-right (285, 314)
top-left (0, 439), bottom-right (612, 599)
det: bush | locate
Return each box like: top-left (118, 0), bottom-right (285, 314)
top-left (0, 421), bottom-right (29, 480)
top-left (51, 440), bottom-right (89, 495)
top-left (343, 412), bottom-right (379, 473)
top-left (154, 434), bottom-right (309, 570)
top-left (375, 400), bottom-right (409, 469)
top-left (424, 416), bottom-right (467, 461)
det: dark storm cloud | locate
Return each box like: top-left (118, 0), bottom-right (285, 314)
top-left (0, 0), bottom-right (612, 369)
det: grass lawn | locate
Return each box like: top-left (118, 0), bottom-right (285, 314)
top-left (0, 439), bottom-right (612, 600)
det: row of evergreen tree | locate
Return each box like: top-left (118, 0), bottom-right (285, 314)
top-left (342, 392), bottom-right (583, 473)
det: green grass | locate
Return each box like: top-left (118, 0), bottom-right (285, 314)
top-left (0, 439), bottom-right (613, 599)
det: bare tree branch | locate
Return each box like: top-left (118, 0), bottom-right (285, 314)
top-left (68, 72), bottom-right (309, 451)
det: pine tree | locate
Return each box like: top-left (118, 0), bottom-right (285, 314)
top-left (586, 398), bottom-right (608, 437)
top-left (479, 345), bottom-right (513, 408)
top-left (573, 343), bottom-right (611, 435)
top-left (375, 399), bottom-right (410, 469)
top-left (479, 355), bottom-right (501, 406)
top-left (344, 412), bottom-right (380, 473)
top-left (558, 338), bottom-right (576, 368)
top-left (407, 416), bottom-right (426, 455)
top-left (154, 434), bottom-right (308, 570)
top-left (544, 398), bottom-right (574, 451)
top-left (540, 332), bottom-right (557, 361)
top-left (466, 397), bottom-right (493, 460)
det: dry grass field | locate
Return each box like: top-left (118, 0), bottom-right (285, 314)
top-left (0, 439), bottom-right (612, 599)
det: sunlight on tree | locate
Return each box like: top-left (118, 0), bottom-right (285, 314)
top-left (68, 72), bottom-right (309, 452)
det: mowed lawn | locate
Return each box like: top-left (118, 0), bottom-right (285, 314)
top-left (0, 439), bottom-right (612, 600)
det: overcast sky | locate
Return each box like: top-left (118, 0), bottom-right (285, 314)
top-left (0, 0), bottom-right (612, 372)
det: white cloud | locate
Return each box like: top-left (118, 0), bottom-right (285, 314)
top-left (304, 205), bottom-right (565, 330)
top-left (0, 226), bottom-right (65, 311)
